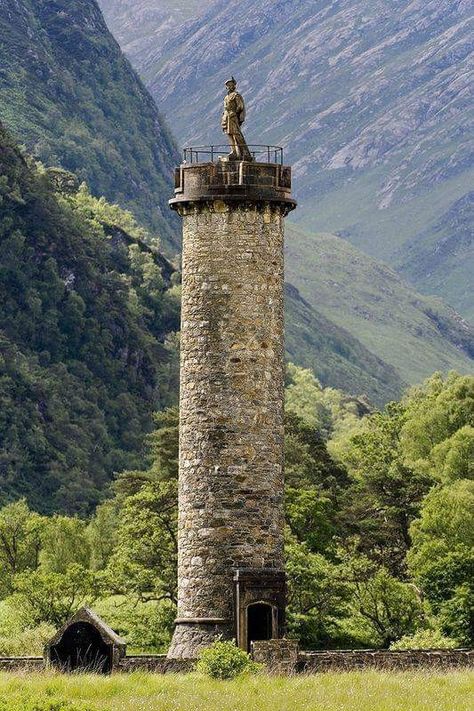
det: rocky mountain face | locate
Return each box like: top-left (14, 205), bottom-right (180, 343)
top-left (0, 0), bottom-right (180, 251)
top-left (99, 0), bottom-right (202, 67)
top-left (100, 0), bottom-right (473, 319)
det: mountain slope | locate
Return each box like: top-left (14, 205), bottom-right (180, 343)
top-left (0, 0), bottom-right (180, 251)
top-left (104, 0), bottom-right (474, 316)
top-left (0, 122), bottom-right (180, 514)
top-left (99, 0), bottom-right (203, 66)
top-left (284, 283), bottom-right (405, 405)
top-left (286, 225), bottom-right (474, 386)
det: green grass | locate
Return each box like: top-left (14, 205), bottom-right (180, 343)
top-left (0, 671), bottom-right (473, 711)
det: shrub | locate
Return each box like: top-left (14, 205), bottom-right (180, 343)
top-left (390, 628), bottom-right (458, 650)
top-left (196, 639), bottom-right (261, 679)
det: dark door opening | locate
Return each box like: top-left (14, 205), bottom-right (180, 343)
top-left (247, 603), bottom-right (273, 651)
top-left (50, 622), bottom-right (111, 673)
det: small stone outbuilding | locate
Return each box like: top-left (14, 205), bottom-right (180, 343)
top-left (44, 608), bottom-right (126, 673)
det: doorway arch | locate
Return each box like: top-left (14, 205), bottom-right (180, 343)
top-left (50, 621), bottom-right (111, 673)
top-left (246, 603), bottom-right (274, 651)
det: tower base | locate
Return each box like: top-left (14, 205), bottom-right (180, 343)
top-left (167, 620), bottom-right (232, 660)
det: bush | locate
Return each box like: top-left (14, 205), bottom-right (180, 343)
top-left (196, 639), bottom-right (261, 679)
top-left (390, 628), bottom-right (458, 650)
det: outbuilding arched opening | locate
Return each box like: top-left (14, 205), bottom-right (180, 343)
top-left (50, 621), bottom-right (111, 673)
top-left (246, 602), bottom-right (274, 651)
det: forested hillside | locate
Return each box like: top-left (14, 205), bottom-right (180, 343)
top-left (0, 0), bottom-right (179, 251)
top-left (102, 0), bottom-right (474, 319)
top-left (0, 122), bottom-right (180, 514)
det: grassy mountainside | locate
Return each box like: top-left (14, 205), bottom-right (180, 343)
top-left (0, 122), bottom-right (180, 514)
top-left (285, 225), bottom-right (474, 386)
top-left (399, 192), bottom-right (474, 322)
top-left (284, 284), bottom-right (404, 405)
top-left (105, 0), bottom-right (474, 317)
top-left (0, 0), bottom-right (180, 251)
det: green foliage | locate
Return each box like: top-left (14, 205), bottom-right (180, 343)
top-left (285, 363), bottom-right (370, 440)
top-left (286, 537), bottom-right (349, 648)
top-left (337, 405), bottom-right (433, 577)
top-left (390, 629), bottom-right (458, 650)
top-left (105, 479), bottom-right (178, 604)
top-left (0, 622), bottom-right (55, 657)
top-left (94, 596), bottom-right (175, 654)
top-left (196, 640), bottom-right (260, 680)
top-left (438, 585), bottom-right (474, 647)
top-left (0, 500), bottom-right (44, 596)
top-left (343, 557), bottom-right (426, 648)
top-left (40, 516), bottom-right (91, 573)
top-left (0, 123), bottom-right (180, 513)
top-left (0, 0), bottom-right (179, 251)
top-left (400, 372), bottom-right (474, 481)
top-left (12, 564), bottom-right (100, 627)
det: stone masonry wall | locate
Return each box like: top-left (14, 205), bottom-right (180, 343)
top-left (1, 650), bottom-right (473, 674)
top-left (168, 201), bottom-right (286, 659)
top-left (297, 649), bottom-right (474, 673)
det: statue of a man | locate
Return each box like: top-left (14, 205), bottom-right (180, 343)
top-left (221, 77), bottom-right (252, 161)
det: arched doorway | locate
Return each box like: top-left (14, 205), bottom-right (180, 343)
top-left (246, 603), bottom-right (273, 651)
top-left (50, 621), bottom-right (111, 673)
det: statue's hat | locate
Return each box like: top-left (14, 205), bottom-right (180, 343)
top-left (225, 76), bottom-right (236, 86)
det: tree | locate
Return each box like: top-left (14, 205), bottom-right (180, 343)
top-left (339, 403), bottom-right (433, 576)
top-left (106, 480), bottom-right (178, 604)
top-left (87, 500), bottom-right (120, 571)
top-left (39, 515), bottom-right (91, 573)
top-left (343, 554), bottom-right (425, 648)
top-left (0, 500), bottom-right (44, 596)
top-left (400, 372), bottom-right (474, 479)
top-left (286, 535), bottom-right (349, 649)
top-left (12, 564), bottom-right (100, 627)
top-left (408, 480), bottom-right (474, 644)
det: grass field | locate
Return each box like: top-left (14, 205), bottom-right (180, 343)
top-left (0, 671), bottom-right (473, 711)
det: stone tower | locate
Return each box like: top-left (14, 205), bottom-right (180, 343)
top-left (168, 150), bottom-right (296, 659)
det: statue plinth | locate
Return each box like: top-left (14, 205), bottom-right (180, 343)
top-left (170, 159), bottom-right (296, 214)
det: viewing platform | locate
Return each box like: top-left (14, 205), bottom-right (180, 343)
top-left (169, 145), bottom-right (297, 213)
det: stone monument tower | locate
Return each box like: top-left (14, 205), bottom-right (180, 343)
top-left (168, 79), bottom-right (296, 659)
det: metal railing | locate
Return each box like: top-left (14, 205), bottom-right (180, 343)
top-left (183, 145), bottom-right (284, 165)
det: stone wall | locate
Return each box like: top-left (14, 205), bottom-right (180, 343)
top-left (168, 201), bottom-right (287, 658)
top-left (117, 656), bottom-right (193, 673)
top-left (252, 639), bottom-right (299, 673)
top-left (0, 650), bottom-right (473, 674)
top-left (297, 649), bottom-right (474, 673)
top-left (0, 657), bottom-right (43, 672)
